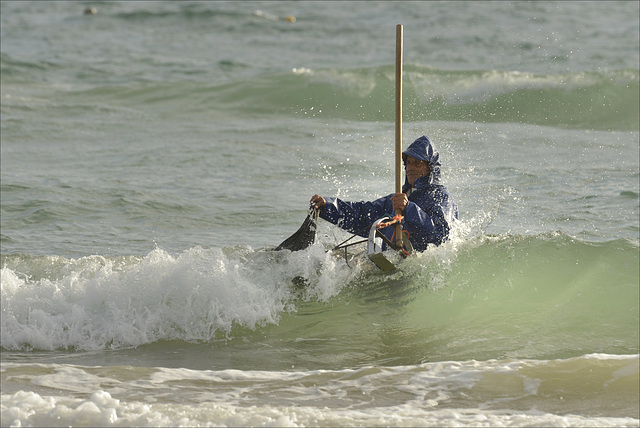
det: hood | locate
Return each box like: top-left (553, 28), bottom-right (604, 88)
top-left (402, 135), bottom-right (442, 190)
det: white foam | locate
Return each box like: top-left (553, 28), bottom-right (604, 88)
top-left (1, 245), bottom-right (356, 351)
top-left (2, 355), bottom-right (638, 427)
top-left (411, 69), bottom-right (602, 106)
top-left (2, 389), bottom-right (638, 427)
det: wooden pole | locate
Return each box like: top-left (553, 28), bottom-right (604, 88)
top-left (395, 24), bottom-right (403, 249)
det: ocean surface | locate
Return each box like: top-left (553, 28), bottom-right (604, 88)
top-left (1, 1), bottom-right (639, 426)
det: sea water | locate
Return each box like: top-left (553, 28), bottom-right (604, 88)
top-left (1, 1), bottom-right (638, 426)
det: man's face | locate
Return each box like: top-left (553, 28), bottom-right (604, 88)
top-left (405, 156), bottom-right (430, 186)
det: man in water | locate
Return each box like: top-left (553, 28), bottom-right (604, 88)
top-left (310, 136), bottom-right (458, 252)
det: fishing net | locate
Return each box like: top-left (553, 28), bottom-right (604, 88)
top-left (275, 206), bottom-right (320, 251)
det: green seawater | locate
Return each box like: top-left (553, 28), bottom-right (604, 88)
top-left (1, 1), bottom-right (638, 426)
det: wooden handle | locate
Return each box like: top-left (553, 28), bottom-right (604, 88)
top-left (395, 24), bottom-right (403, 249)
top-left (395, 24), bottom-right (403, 196)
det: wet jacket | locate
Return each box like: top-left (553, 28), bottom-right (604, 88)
top-left (319, 136), bottom-right (458, 251)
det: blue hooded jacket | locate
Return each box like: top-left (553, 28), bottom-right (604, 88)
top-left (319, 136), bottom-right (458, 251)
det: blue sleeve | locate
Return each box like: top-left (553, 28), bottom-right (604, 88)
top-left (403, 187), bottom-right (457, 250)
top-left (319, 196), bottom-right (394, 238)
top-left (402, 201), bottom-right (446, 249)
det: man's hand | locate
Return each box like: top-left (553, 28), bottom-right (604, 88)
top-left (391, 193), bottom-right (408, 212)
top-left (310, 195), bottom-right (326, 208)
